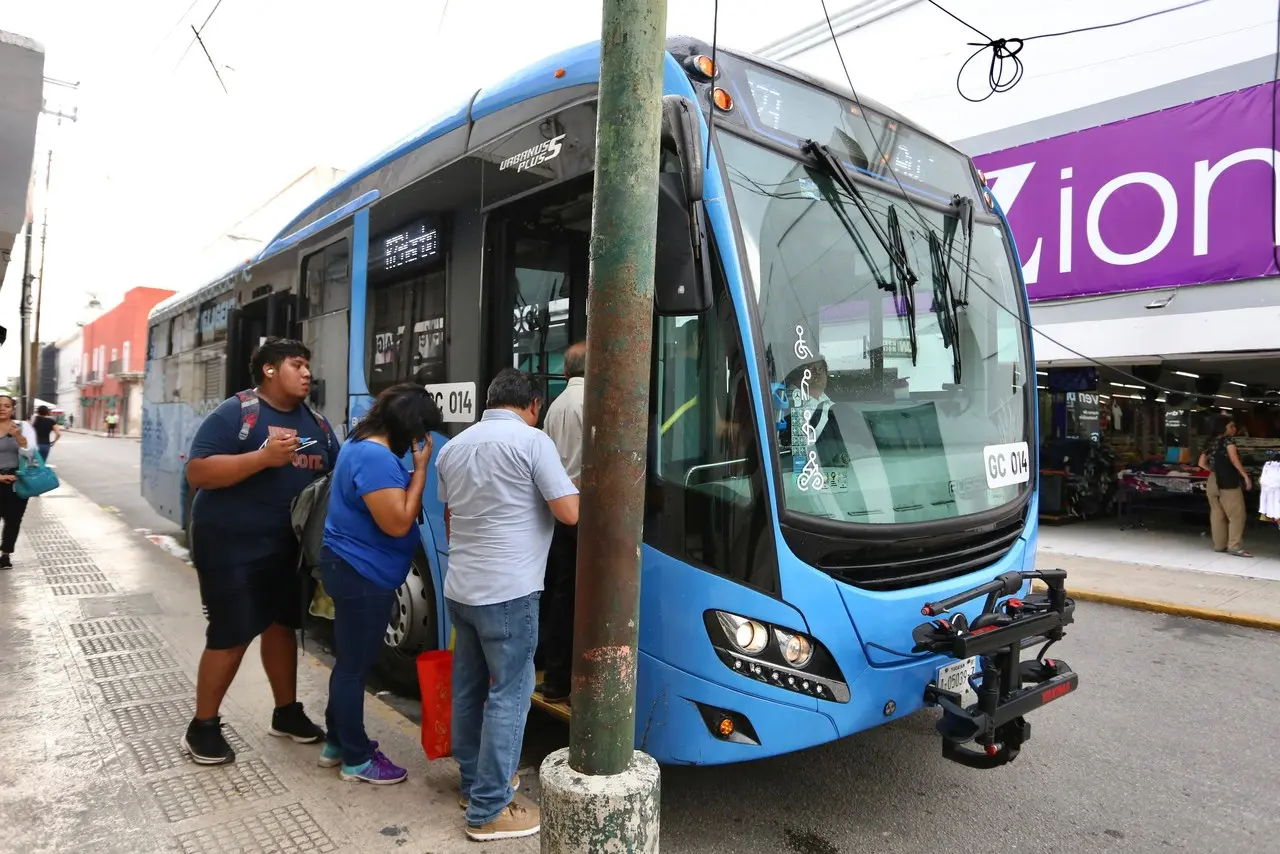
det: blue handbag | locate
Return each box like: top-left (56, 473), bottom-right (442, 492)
top-left (15, 450), bottom-right (59, 499)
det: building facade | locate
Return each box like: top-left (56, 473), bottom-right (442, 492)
top-left (55, 328), bottom-right (82, 425)
top-left (80, 287), bottom-right (175, 436)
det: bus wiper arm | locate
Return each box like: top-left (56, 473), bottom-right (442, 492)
top-left (948, 194), bottom-right (975, 307)
top-left (885, 205), bottom-right (917, 365)
top-left (928, 229), bottom-right (962, 385)
top-left (802, 140), bottom-right (919, 294)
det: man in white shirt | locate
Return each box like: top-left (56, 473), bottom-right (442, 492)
top-left (538, 342), bottom-right (585, 703)
top-left (436, 368), bottom-right (578, 842)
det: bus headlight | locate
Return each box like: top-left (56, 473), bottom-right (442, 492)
top-left (715, 612), bottom-right (769, 655)
top-left (774, 628), bottom-right (814, 668)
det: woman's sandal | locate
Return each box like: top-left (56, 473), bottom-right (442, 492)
top-left (1227, 549), bottom-right (1253, 558)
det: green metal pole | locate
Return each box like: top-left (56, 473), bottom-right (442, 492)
top-left (569, 0), bottom-right (668, 777)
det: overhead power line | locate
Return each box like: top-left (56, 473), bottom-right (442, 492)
top-left (924, 0), bottom-right (1215, 102)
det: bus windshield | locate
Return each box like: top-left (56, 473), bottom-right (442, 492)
top-left (720, 131), bottom-right (1032, 526)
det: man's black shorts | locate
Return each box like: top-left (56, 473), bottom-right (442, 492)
top-left (192, 531), bottom-right (303, 650)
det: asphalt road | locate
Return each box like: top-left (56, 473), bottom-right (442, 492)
top-left (46, 432), bottom-right (181, 539)
top-left (54, 436), bottom-right (1280, 852)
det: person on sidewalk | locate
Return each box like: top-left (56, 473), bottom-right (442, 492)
top-left (105, 413), bottom-right (118, 438)
top-left (0, 395), bottom-right (38, 570)
top-left (181, 338), bottom-right (340, 765)
top-left (537, 342), bottom-right (585, 704)
top-left (32, 405), bottom-right (61, 461)
top-left (318, 383), bottom-right (442, 785)
top-left (436, 368), bottom-right (579, 842)
top-left (1199, 414), bottom-right (1252, 558)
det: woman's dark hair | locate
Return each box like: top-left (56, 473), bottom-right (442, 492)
top-left (351, 382), bottom-right (444, 457)
top-left (250, 337), bottom-right (311, 384)
top-left (0, 395), bottom-right (14, 409)
top-left (1212, 414), bottom-right (1238, 437)
top-left (36, 405), bottom-right (50, 416)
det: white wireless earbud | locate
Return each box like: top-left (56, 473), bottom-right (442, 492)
top-left (266, 369), bottom-right (274, 376)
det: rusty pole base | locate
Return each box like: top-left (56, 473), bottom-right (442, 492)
top-left (539, 748), bottom-right (661, 854)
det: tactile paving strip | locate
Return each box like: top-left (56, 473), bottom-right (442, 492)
top-left (149, 759), bottom-right (288, 823)
top-left (51, 582), bottom-right (119, 596)
top-left (111, 699), bottom-right (196, 736)
top-left (97, 671), bottom-right (194, 705)
top-left (46, 572), bottom-right (111, 585)
top-left (174, 802), bottom-right (337, 854)
top-left (69, 617), bottom-right (151, 638)
top-left (128, 725), bottom-right (250, 773)
top-left (42, 556), bottom-right (101, 573)
top-left (78, 631), bottom-right (163, 657)
top-left (88, 648), bottom-right (180, 680)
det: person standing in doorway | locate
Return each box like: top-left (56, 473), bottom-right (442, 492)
top-left (436, 368), bottom-right (579, 842)
top-left (537, 342), bottom-right (585, 703)
top-left (1199, 414), bottom-right (1252, 558)
top-left (318, 383), bottom-right (442, 785)
top-left (181, 338), bottom-right (340, 764)
top-left (0, 396), bottom-right (38, 570)
top-left (33, 405), bottom-right (61, 461)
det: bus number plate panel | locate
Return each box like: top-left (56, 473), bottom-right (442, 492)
top-left (424, 382), bottom-right (477, 423)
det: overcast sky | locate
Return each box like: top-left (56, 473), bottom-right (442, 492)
top-left (0, 0), bottom-right (796, 379)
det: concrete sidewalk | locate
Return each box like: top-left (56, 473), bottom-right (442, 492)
top-left (1035, 552), bottom-right (1280, 631)
top-left (0, 482), bottom-right (536, 854)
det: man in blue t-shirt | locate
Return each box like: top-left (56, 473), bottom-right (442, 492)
top-left (181, 338), bottom-right (340, 766)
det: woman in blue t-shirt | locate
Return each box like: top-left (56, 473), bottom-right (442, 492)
top-left (319, 383), bottom-right (442, 784)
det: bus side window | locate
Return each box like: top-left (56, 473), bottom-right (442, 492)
top-left (647, 245), bottom-right (777, 594)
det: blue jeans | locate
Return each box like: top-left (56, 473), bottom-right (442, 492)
top-left (449, 592), bottom-right (539, 826)
top-left (36, 443), bottom-right (51, 461)
top-left (321, 547), bottom-right (396, 767)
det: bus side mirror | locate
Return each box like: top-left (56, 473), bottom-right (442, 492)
top-left (661, 95), bottom-right (703, 203)
top-left (654, 172), bottom-right (711, 316)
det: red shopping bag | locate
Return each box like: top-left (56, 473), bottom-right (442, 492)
top-left (417, 650), bottom-right (452, 760)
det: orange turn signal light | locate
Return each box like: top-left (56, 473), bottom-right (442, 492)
top-left (554, 68), bottom-right (566, 79)
top-left (712, 87), bottom-right (733, 112)
top-left (718, 717), bottom-right (735, 737)
top-left (685, 54), bottom-right (717, 79)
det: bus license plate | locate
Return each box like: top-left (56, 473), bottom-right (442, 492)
top-left (936, 656), bottom-right (978, 708)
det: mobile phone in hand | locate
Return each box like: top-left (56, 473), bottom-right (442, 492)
top-left (295, 439), bottom-right (319, 454)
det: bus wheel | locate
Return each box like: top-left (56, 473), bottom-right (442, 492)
top-left (375, 551), bottom-right (437, 695)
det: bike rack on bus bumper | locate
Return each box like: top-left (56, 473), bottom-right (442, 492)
top-left (912, 569), bottom-right (1078, 770)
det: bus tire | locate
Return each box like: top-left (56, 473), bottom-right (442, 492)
top-left (373, 550), bottom-right (438, 696)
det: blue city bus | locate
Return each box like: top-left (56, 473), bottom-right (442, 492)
top-left (143, 36), bottom-right (1077, 768)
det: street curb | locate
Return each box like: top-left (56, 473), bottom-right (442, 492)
top-left (1039, 582), bottom-right (1280, 631)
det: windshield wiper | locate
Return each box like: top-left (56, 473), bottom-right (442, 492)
top-left (885, 206), bottom-right (917, 365)
top-left (928, 229), bottom-right (962, 385)
top-left (947, 194), bottom-right (975, 306)
top-left (803, 140), bottom-right (919, 293)
top-left (803, 140), bottom-right (921, 365)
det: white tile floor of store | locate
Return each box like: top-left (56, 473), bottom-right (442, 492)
top-left (1038, 513), bottom-right (1280, 583)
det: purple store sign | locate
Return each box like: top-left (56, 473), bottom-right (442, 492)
top-left (974, 83), bottom-right (1280, 301)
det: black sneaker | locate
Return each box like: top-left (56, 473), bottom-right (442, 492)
top-left (0, 554), bottom-right (12, 570)
top-left (182, 716), bottom-right (235, 765)
top-left (269, 701), bottom-right (325, 743)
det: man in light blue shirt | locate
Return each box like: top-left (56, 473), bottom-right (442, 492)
top-left (435, 368), bottom-right (578, 841)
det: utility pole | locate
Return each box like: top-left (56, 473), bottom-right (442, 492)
top-left (17, 221), bottom-right (34, 418)
top-left (539, 1), bottom-right (666, 852)
top-left (28, 150), bottom-right (53, 411)
top-left (28, 80), bottom-right (79, 411)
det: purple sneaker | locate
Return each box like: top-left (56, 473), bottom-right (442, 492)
top-left (319, 740), bottom-right (377, 769)
top-left (339, 750), bottom-right (407, 785)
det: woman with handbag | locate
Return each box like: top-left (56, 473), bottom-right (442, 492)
top-left (0, 395), bottom-right (41, 569)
